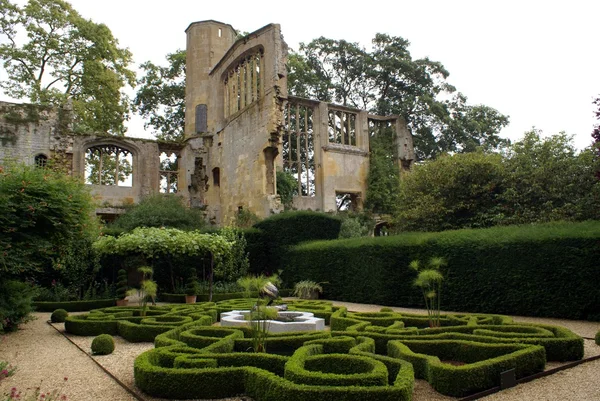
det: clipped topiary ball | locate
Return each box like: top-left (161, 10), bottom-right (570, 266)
top-left (596, 330), bottom-right (600, 346)
top-left (91, 334), bottom-right (115, 355)
top-left (51, 309), bottom-right (69, 323)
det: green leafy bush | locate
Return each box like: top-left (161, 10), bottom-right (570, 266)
top-left (595, 330), bottom-right (600, 346)
top-left (285, 221), bottom-right (600, 320)
top-left (0, 280), bottom-right (36, 332)
top-left (51, 309), bottom-right (69, 323)
top-left (91, 334), bottom-right (115, 355)
top-left (0, 164), bottom-right (99, 281)
top-left (107, 194), bottom-right (206, 233)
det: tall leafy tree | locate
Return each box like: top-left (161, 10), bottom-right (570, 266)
top-left (288, 34), bottom-right (509, 159)
top-left (134, 49), bottom-right (186, 141)
top-left (0, 0), bottom-right (135, 134)
top-left (592, 96), bottom-right (600, 179)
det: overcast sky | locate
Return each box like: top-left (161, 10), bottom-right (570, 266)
top-left (2, 0), bottom-right (599, 149)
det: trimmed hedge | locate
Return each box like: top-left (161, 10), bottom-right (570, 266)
top-left (65, 303), bottom-right (216, 340)
top-left (62, 298), bottom-right (584, 399)
top-left (33, 299), bottom-right (116, 312)
top-left (388, 339), bottom-right (546, 397)
top-left (252, 211), bottom-right (342, 274)
top-left (92, 334), bottom-right (115, 355)
top-left (50, 309), bottom-right (69, 323)
top-left (284, 221), bottom-right (600, 320)
top-left (161, 290), bottom-right (293, 304)
top-left (135, 334), bottom-right (414, 401)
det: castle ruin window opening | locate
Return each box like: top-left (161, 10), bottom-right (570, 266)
top-left (85, 145), bottom-right (132, 186)
top-left (368, 118), bottom-right (396, 152)
top-left (223, 50), bottom-right (264, 118)
top-left (159, 152), bottom-right (179, 193)
top-left (283, 100), bottom-right (315, 197)
top-left (34, 154), bottom-right (48, 168)
top-left (328, 108), bottom-right (357, 146)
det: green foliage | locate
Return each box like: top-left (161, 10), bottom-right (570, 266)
top-left (116, 269), bottom-right (128, 300)
top-left (595, 330), bottom-right (600, 346)
top-left (387, 339), bottom-right (544, 397)
top-left (394, 132), bottom-right (600, 232)
top-left (0, 280), bottom-right (36, 332)
top-left (252, 211), bottom-right (342, 273)
top-left (91, 334), bottom-right (115, 355)
top-left (216, 228), bottom-right (249, 282)
top-left (499, 130), bottom-right (600, 223)
top-left (185, 271), bottom-right (199, 296)
top-left (94, 227), bottom-right (232, 261)
top-left (50, 308), bottom-right (68, 323)
top-left (284, 221), bottom-right (600, 320)
top-left (108, 194), bottom-right (206, 233)
top-left (0, 0), bottom-right (135, 134)
top-left (293, 281), bottom-right (323, 299)
top-left (0, 164), bottom-right (99, 281)
top-left (395, 151), bottom-right (505, 232)
top-left (134, 49), bottom-right (186, 141)
top-left (365, 128), bottom-right (400, 214)
top-left (127, 267), bottom-right (157, 316)
top-left (410, 258), bottom-right (446, 328)
top-left (276, 170), bottom-right (298, 210)
top-left (235, 209), bottom-right (260, 229)
top-left (289, 35), bottom-right (509, 160)
top-left (337, 213), bottom-right (372, 239)
top-left (32, 298), bottom-right (116, 312)
top-left (237, 274), bottom-right (282, 298)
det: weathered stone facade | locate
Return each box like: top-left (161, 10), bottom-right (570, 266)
top-left (0, 20), bottom-right (415, 225)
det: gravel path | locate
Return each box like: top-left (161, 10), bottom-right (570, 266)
top-left (1, 302), bottom-right (599, 401)
top-left (0, 313), bottom-right (137, 401)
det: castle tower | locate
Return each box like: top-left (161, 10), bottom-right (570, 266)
top-left (184, 20), bottom-right (237, 138)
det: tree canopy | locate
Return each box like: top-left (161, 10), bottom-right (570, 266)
top-left (0, 0), bottom-right (135, 134)
top-left (394, 131), bottom-right (600, 232)
top-left (288, 35), bottom-right (510, 159)
top-left (0, 163), bottom-right (99, 278)
top-left (134, 49), bottom-right (186, 141)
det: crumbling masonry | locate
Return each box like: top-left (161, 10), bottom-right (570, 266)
top-left (0, 20), bottom-right (414, 225)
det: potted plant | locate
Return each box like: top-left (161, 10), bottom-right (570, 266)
top-left (185, 272), bottom-right (200, 304)
top-left (293, 280), bottom-right (324, 300)
top-left (116, 269), bottom-right (129, 306)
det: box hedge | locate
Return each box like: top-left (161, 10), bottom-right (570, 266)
top-left (284, 221), bottom-right (600, 320)
top-left (34, 299), bottom-right (116, 312)
top-left (251, 211), bottom-right (342, 274)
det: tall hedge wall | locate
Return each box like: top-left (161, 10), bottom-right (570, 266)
top-left (284, 221), bottom-right (600, 320)
top-left (249, 211), bottom-right (342, 274)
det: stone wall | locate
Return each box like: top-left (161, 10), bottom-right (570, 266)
top-left (0, 19), bottom-right (415, 226)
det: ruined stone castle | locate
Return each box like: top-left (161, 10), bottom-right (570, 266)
top-left (0, 20), bottom-right (414, 226)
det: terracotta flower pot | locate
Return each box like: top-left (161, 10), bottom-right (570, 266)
top-left (185, 295), bottom-right (197, 304)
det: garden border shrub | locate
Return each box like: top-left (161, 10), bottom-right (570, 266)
top-left (34, 299), bottom-right (116, 312)
top-left (388, 339), bottom-right (546, 397)
top-left (284, 221), bottom-right (600, 320)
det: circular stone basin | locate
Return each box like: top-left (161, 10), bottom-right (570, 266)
top-left (220, 310), bottom-right (325, 333)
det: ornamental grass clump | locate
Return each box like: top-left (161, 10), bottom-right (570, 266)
top-left (292, 280), bottom-right (324, 299)
top-left (411, 257), bottom-right (447, 328)
top-left (91, 334), bottom-right (115, 355)
top-left (50, 309), bottom-right (69, 323)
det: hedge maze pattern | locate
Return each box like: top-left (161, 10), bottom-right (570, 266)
top-left (63, 300), bottom-right (584, 399)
